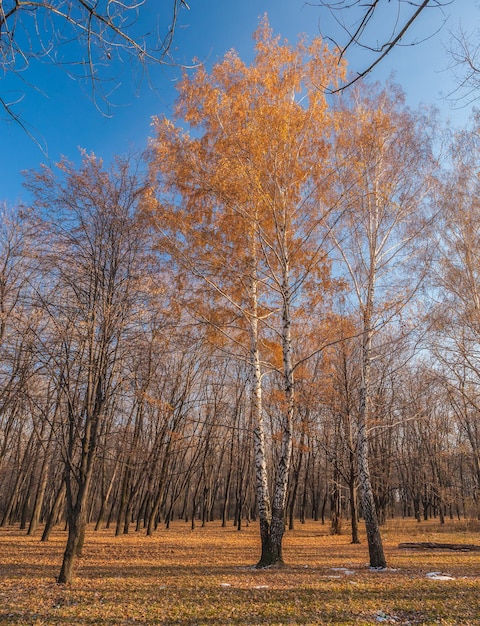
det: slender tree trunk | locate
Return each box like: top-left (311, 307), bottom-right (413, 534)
top-left (221, 442), bottom-right (234, 527)
top-left (320, 491), bottom-right (327, 525)
top-left (257, 242), bottom-right (295, 566)
top-left (357, 322), bottom-right (386, 568)
top-left (28, 452), bottom-right (51, 535)
top-left (58, 507), bottom-right (87, 584)
top-left (95, 461), bottom-right (119, 531)
top-left (146, 444), bottom-right (171, 536)
top-left (348, 451), bottom-right (360, 544)
top-left (20, 468), bottom-right (37, 530)
top-left (1, 429), bottom-right (36, 527)
top-left (58, 477), bottom-right (91, 584)
top-left (300, 451), bottom-right (310, 524)
top-left (252, 323), bottom-right (273, 566)
top-left (330, 467), bottom-right (342, 535)
top-left (289, 430), bottom-right (305, 530)
top-left (58, 379), bottom-right (104, 583)
top-left (116, 466), bottom-right (132, 537)
top-left (41, 481), bottom-right (66, 541)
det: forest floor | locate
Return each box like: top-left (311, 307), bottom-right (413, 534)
top-left (0, 518), bottom-right (479, 625)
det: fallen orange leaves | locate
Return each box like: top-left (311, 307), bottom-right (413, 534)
top-left (0, 519), bottom-right (478, 625)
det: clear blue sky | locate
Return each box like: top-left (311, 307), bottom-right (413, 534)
top-left (1, 0), bottom-right (478, 205)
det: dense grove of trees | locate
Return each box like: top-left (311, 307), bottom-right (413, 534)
top-left (1, 21), bottom-right (480, 582)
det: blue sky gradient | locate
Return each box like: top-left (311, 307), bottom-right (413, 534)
top-left (1, 0), bottom-right (478, 205)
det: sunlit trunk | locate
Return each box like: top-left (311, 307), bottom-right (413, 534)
top-left (357, 312), bottom-right (386, 568)
top-left (252, 306), bottom-right (273, 566)
top-left (257, 221), bottom-right (295, 566)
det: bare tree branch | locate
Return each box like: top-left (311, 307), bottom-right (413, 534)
top-left (447, 25), bottom-right (480, 105)
top-left (0, 1), bottom-right (189, 130)
top-left (311, 0), bottom-right (450, 91)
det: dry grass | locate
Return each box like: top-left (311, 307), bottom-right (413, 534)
top-left (0, 518), bottom-right (479, 625)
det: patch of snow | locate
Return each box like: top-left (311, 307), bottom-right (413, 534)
top-left (369, 566), bottom-right (398, 573)
top-left (374, 610), bottom-right (401, 623)
top-left (426, 571), bottom-right (455, 581)
top-left (219, 583), bottom-right (231, 587)
top-left (253, 585), bottom-right (269, 589)
top-left (331, 567), bottom-right (355, 575)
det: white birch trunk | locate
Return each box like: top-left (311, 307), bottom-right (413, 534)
top-left (248, 234), bottom-right (273, 567)
top-left (251, 315), bottom-right (273, 565)
top-left (357, 202), bottom-right (387, 568)
top-left (269, 248), bottom-right (294, 564)
top-left (357, 321), bottom-right (387, 568)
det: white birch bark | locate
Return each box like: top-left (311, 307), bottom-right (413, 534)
top-left (269, 220), bottom-right (294, 563)
top-left (358, 310), bottom-right (387, 567)
top-left (251, 310), bottom-right (272, 564)
top-left (248, 229), bottom-right (273, 566)
top-left (356, 182), bottom-right (387, 569)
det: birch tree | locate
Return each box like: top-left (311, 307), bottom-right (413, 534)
top-left (146, 17), bottom-right (344, 566)
top-left (328, 82), bottom-right (435, 567)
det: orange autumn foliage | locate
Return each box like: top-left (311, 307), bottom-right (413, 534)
top-left (146, 16), bottom-right (346, 363)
